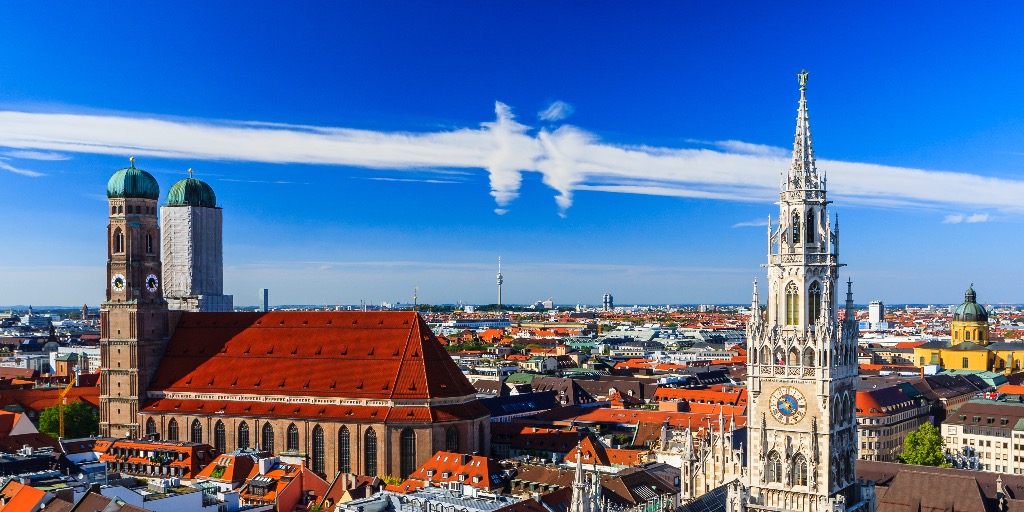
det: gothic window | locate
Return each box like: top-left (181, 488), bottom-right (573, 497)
top-left (113, 228), bottom-right (124, 254)
top-left (238, 422), bottom-right (250, 449)
top-left (803, 347), bottom-right (815, 367)
top-left (168, 419), bottom-right (179, 441)
top-left (750, 348), bottom-right (757, 365)
top-left (400, 428), bottom-right (417, 478)
top-left (808, 281), bottom-right (822, 324)
top-left (338, 426), bottom-right (351, 473)
top-left (214, 421), bottom-right (226, 453)
top-left (788, 347), bottom-right (799, 366)
top-left (774, 346), bottom-right (785, 365)
top-left (145, 232), bottom-right (154, 254)
top-left (145, 418), bottom-right (157, 437)
top-left (791, 212), bottom-right (801, 244)
top-left (785, 282), bottom-right (799, 325)
top-left (767, 451), bottom-right (782, 483)
top-left (446, 426), bottom-right (460, 453)
top-left (364, 428), bottom-right (378, 477)
top-left (805, 208), bottom-right (815, 243)
top-left (760, 346), bottom-right (770, 365)
top-left (287, 423), bottom-right (299, 452)
top-left (793, 454), bottom-right (808, 486)
top-left (312, 425), bottom-right (325, 476)
top-left (117, 205), bottom-right (123, 214)
top-left (191, 419), bottom-right (203, 443)
top-left (262, 423), bottom-right (275, 453)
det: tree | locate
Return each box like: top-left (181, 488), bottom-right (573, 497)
top-left (897, 422), bottom-right (950, 467)
top-left (39, 401), bottom-right (99, 439)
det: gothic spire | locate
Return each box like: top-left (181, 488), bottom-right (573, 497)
top-left (788, 70), bottom-right (819, 190)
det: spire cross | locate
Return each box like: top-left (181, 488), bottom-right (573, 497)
top-left (188, 168), bottom-right (194, 178)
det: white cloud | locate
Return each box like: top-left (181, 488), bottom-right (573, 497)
top-left (2, 149), bottom-right (69, 160)
top-left (538, 101), bottom-right (574, 122)
top-left (733, 219), bottom-right (770, 228)
top-left (0, 105), bottom-right (1023, 216)
top-left (0, 160), bottom-right (44, 177)
top-left (943, 213), bottom-right (990, 224)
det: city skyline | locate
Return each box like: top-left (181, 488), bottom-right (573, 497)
top-left (3, 4), bottom-right (1024, 306)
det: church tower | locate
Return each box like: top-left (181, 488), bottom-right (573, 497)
top-left (161, 169), bottom-right (233, 312)
top-left (736, 72), bottom-right (862, 512)
top-left (100, 159), bottom-right (171, 438)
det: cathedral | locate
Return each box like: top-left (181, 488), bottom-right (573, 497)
top-left (98, 161), bottom-right (489, 480)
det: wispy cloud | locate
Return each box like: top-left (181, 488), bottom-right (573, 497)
top-left (363, 177), bottom-right (461, 184)
top-left (2, 149), bottom-right (69, 161)
top-left (1, 105), bottom-right (1023, 216)
top-left (732, 218), bottom-right (769, 228)
top-left (539, 101), bottom-right (574, 122)
top-left (943, 213), bottom-right (990, 224)
top-left (0, 160), bottom-right (44, 177)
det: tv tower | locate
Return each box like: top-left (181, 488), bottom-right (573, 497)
top-left (496, 257), bottom-right (504, 307)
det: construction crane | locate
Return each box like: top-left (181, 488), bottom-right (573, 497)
top-left (58, 372), bottom-right (76, 438)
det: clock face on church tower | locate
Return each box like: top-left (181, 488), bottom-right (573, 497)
top-left (770, 386), bottom-right (807, 425)
top-left (145, 274), bottom-right (159, 293)
top-left (111, 274), bottom-right (126, 293)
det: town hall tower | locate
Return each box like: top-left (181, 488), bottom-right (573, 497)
top-left (729, 72), bottom-right (866, 512)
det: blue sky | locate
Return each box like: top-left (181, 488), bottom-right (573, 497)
top-left (2, 3), bottom-right (1024, 307)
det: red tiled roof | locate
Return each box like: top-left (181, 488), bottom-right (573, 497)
top-left (0, 480), bottom-right (47, 511)
top-left (149, 312), bottom-right (476, 400)
top-left (856, 386), bottom-right (917, 417)
top-left (404, 452), bottom-right (505, 491)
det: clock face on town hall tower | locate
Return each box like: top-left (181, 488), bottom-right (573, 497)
top-left (770, 386), bottom-right (807, 425)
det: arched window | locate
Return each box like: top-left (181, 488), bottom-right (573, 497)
top-left (446, 426), bottom-right (460, 453)
top-left (793, 454), bottom-right (808, 486)
top-left (111, 206), bottom-right (116, 215)
top-left (214, 421), bottom-right (226, 453)
top-left (803, 347), bottom-right (815, 367)
top-left (287, 423), bottom-right (299, 452)
top-left (760, 346), bottom-right (770, 365)
top-left (364, 428), bottom-right (378, 477)
top-left (113, 227), bottom-right (124, 254)
top-left (145, 418), bottom-right (157, 437)
top-left (805, 208), bottom-right (815, 243)
top-left (791, 212), bottom-right (800, 244)
top-left (338, 426), bottom-right (351, 473)
top-left (146, 232), bottom-right (154, 254)
top-left (400, 428), bottom-right (417, 478)
top-left (117, 205), bottom-right (123, 214)
top-left (262, 423), bottom-right (275, 453)
top-left (808, 281), bottom-right (822, 324)
top-left (767, 451), bottom-right (782, 483)
top-left (312, 425), bottom-right (325, 476)
top-left (774, 346), bottom-right (785, 365)
top-left (191, 419), bottom-right (203, 443)
top-left (237, 422), bottom-right (250, 450)
top-left (785, 282), bottom-right (799, 325)
top-left (167, 419), bottom-right (179, 441)
top-left (788, 347), bottom-right (799, 366)
top-left (478, 424), bottom-right (486, 455)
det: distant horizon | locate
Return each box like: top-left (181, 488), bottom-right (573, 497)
top-left (5, 302), bottom-right (1018, 311)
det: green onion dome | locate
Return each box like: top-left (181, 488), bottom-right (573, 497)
top-left (953, 284), bottom-right (988, 322)
top-left (167, 170), bottom-right (217, 207)
top-left (106, 158), bottom-right (160, 200)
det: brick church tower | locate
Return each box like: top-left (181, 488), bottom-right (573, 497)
top-left (99, 158), bottom-right (171, 438)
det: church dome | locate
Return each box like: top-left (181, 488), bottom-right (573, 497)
top-left (107, 160), bottom-right (160, 200)
top-left (166, 172), bottom-right (217, 208)
top-left (953, 284), bottom-right (988, 322)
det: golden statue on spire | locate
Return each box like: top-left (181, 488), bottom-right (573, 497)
top-left (798, 69), bottom-right (809, 88)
